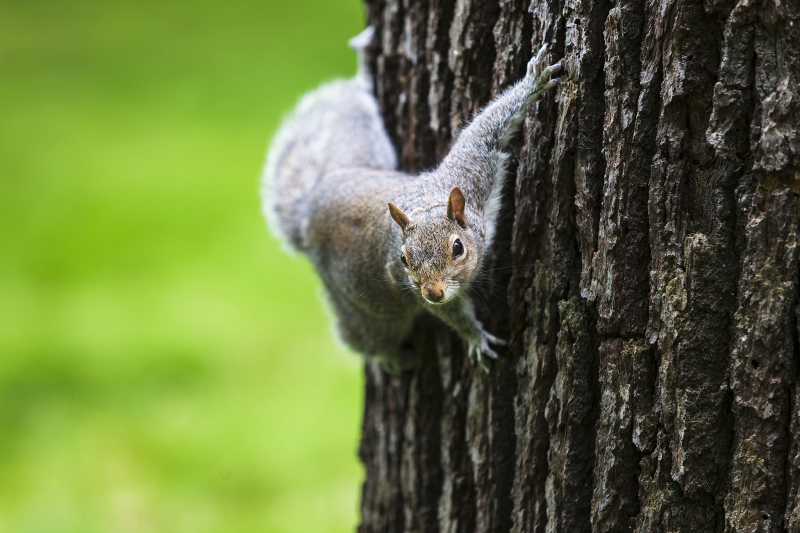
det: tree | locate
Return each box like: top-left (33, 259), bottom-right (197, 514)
top-left (357, 0), bottom-right (800, 531)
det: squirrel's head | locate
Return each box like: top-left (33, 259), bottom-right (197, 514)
top-left (388, 187), bottom-right (481, 304)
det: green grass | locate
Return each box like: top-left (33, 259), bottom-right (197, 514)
top-left (0, 0), bottom-right (366, 531)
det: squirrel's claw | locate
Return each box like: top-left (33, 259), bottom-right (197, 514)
top-left (540, 77), bottom-right (561, 94)
top-left (468, 346), bottom-right (494, 374)
top-left (527, 45), bottom-right (563, 97)
top-left (540, 60), bottom-right (563, 87)
top-left (468, 327), bottom-right (506, 373)
top-left (527, 43), bottom-right (549, 78)
top-left (481, 329), bottom-right (507, 348)
top-left (542, 59), bottom-right (563, 79)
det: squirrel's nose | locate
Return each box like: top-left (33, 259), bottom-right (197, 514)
top-left (422, 284), bottom-right (444, 302)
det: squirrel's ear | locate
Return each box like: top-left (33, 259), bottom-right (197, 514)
top-left (446, 187), bottom-right (467, 228)
top-left (388, 202), bottom-right (409, 230)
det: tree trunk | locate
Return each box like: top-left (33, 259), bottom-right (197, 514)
top-left (357, 0), bottom-right (800, 531)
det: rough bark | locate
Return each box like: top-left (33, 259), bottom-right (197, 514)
top-left (358, 0), bottom-right (800, 532)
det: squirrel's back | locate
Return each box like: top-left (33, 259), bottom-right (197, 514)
top-left (262, 28), bottom-right (397, 251)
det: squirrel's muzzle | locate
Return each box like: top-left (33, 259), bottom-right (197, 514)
top-left (422, 284), bottom-right (445, 303)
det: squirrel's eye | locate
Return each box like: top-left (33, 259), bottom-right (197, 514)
top-left (401, 253), bottom-right (408, 267)
top-left (453, 239), bottom-right (464, 258)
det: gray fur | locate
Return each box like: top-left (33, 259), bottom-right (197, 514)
top-left (263, 34), bottom-right (561, 372)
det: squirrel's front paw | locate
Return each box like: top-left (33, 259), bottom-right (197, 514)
top-left (527, 43), bottom-right (563, 92)
top-left (467, 327), bottom-right (507, 373)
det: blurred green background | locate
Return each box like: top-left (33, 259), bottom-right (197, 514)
top-left (0, 0), bottom-right (366, 531)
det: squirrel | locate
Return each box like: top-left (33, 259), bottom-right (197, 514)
top-left (262, 27), bottom-right (562, 372)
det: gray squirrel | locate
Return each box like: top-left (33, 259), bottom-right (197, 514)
top-left (262, 27), bottom-right (562, 372)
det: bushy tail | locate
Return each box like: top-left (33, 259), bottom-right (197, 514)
top-left (261, 26), bottom-right (395, 251)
